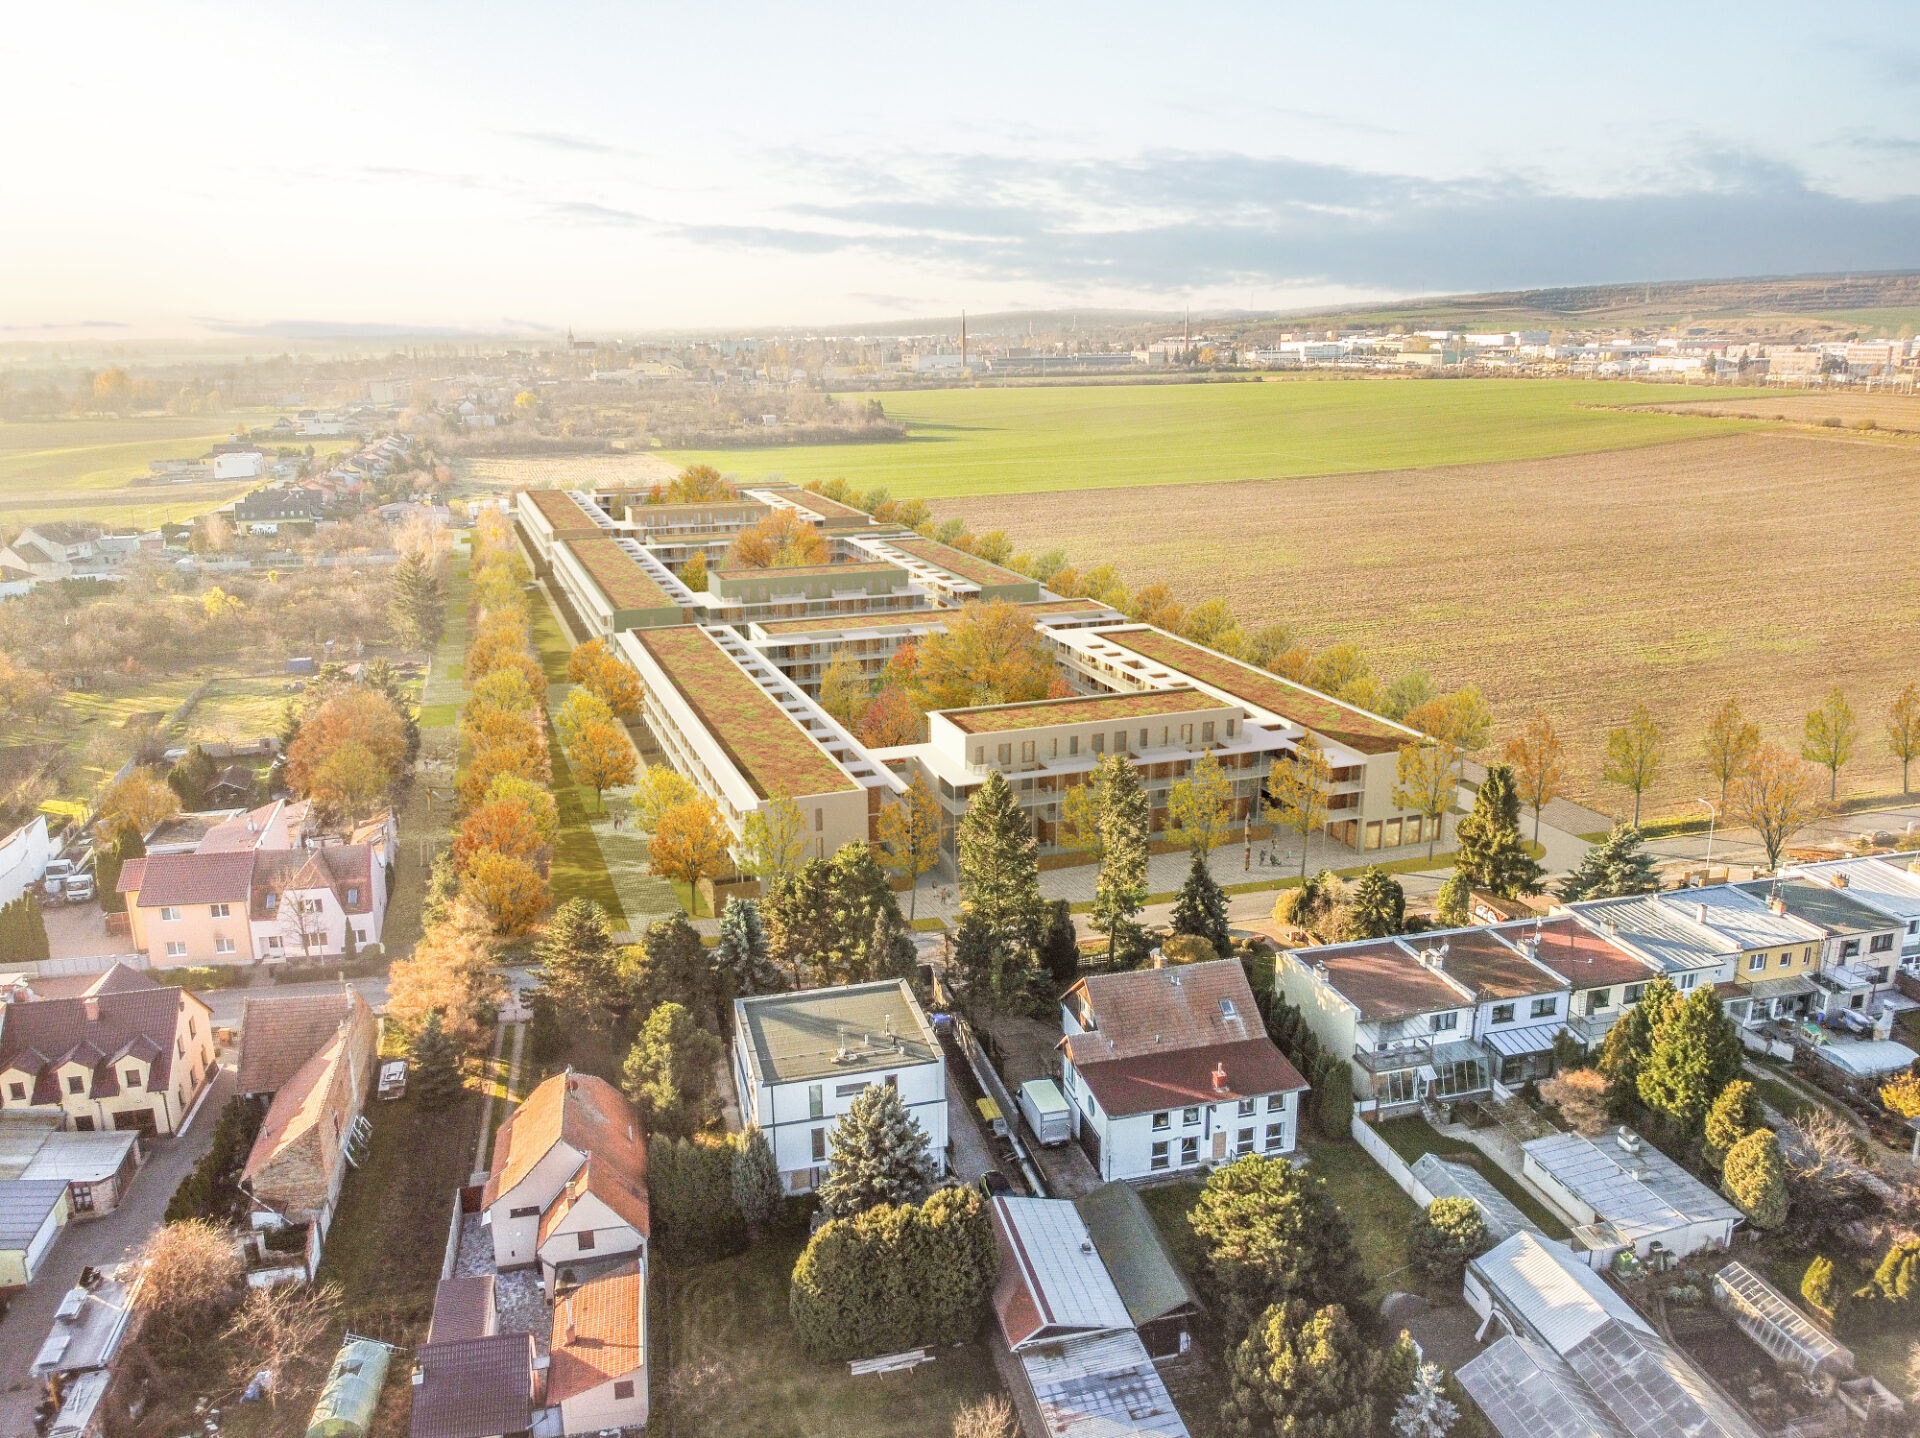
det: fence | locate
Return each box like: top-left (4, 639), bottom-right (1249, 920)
top-left (12, 951), bottom-right (148, 980)
top-left (1348, 1116), bottom-right (1442, 1209)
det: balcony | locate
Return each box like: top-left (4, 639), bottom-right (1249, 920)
top-left (1353, 1037), bottom-right (1433, 1075)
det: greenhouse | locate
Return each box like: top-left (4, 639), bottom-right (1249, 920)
top-left (1710, 1261), bottom-right (1853, 1378)
top-left (305, 1336), bottom-right (394, 1438)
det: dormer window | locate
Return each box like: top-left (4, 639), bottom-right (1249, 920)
top-left (346, 887), bottom-right (360, 905)
top-left (66, 1074), bottom-right (84, 1095)
top-left (125, 1069), bottom-right (142, 1088)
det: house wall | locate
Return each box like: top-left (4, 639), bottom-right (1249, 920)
top-left (127, 895), bottom-right (253, 968)
top-left (1064, 1073), bottom-right (1299, 1181)
top-left (1275, 956), bottom-right (1361, 1075)
top-left (0, 1195), bottom-right (69, 1288)
top-left (0, 816), bottom-right (51, 908)
top-left (559, 1372), bottom-right (648, 1435)
top-left (536, 1192), bottom-right (645, 1287)
top-left (735, 1050), bottom-right (947, 1194)
top-left (488, 1144), bottom-right (584, 1269)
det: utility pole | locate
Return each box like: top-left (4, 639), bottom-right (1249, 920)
top-left (960, 311), bottom-right (967, 369)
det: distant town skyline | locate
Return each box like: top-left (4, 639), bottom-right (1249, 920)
top-left (8, 2), bottom-right (1919, 337)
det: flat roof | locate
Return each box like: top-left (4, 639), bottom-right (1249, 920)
top-left (736, 980), bottom-right (939, 1085)
top-left (1734, 877), bottom-right (1900, 935)
top-left (1524, 1131), bottom-right (1740, 1233)
top-left (780, 489), bottom-right (870, 522)
top-left (561, 533), bottom-right (677, 612)
top-left (1424, 927), bottom-right (1568, 1001)
top-left (637, 627), bottom-right (857, 798)
top-left (1095, 628), bottom-right (1415, 754)
top-left (18, 1130), bottom-right (139, 1184)
top-left (1521, 918), bottom-right (1662, 990)
top-left (520, 488), bottom-right (602, 535)
top-left (756, 610), bottom-right (948, 636)
top-left (1563, 896), bottom-right (1737, 973)
top-left (943, 687), bottom-right (1221, 735)
top-left (891, 538), bottom-right (1030, 589)
top-left (710, 560), bottom-right (901, 581)
top-left (1020, 1331), bottom-right (1191, 1438)
top-left (1289, 938), bottom-right (1471, 1023)
top-left (1789, 858), bottom-right (1920, 921)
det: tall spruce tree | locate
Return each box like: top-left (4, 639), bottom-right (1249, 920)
top-left (956, 769), bottom-right (1042, 943)
top-left (389, 549), bottom-right (446, 649)
top-left (715, 896), bottom-right (781, 996)
top-left (532, 898), bottom-right (621, 1026)
top-left (97, 825), bottom-right (144, 916)
top-left (731, 1124), bottom-right (783, 1240)
top-left (410, 1011), bottom-right (465, 1110)
top-left (1596, 976), bottom-right (1677, 1120)
top-left (1090, 754), bottom-right (1149, 965)
top-left (1344, 866), bottom-right (1406, 940)
top-left (1556, 823), bottom-right (1659, 901)
top-left (1451, 764), bottom-right (1544, 898)
top-left (1171, 849), bottom-right (1232, 957)
top-left (817, 1083), bottom-right (938, 1219)
top-left (763, 859), bottom-right (837, 988)
top-left (0, 893), bottom-right (49, 962)
top-left (1637, 986), bottom-right (1743, 1137)
top-left (1040, 898), bottom-right (1080, 988)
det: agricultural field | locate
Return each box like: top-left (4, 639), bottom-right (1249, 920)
top-left (0, 411), bottom-right (288, 526)
top-left (463, 451), bottom-right (676, 494)
top-left (942, 428), bottom-right (1920, 819)
top-left (660, 378), bottom-right (1771, 499)
top-left (1641, 390), bottom-right (1920, 436)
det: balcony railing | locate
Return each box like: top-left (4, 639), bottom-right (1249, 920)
top-left (1353, 1037), bottom-right (1433, 1074)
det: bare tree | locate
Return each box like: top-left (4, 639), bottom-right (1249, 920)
top-left (137, 1220), bottom-right (242, 1322)
top-left (1729, 742), bottom-right (1828, 871)
top-left (952, 1397), bottom-right (1018, 1438)
top-left (222, 1281), bottom-right (343, 1406)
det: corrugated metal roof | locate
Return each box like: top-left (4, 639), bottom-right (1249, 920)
top-left (1470, 1233), bottom-right (1648, 1356)
top-left (1021, 1330), bottom-right (1191, 1438)
top-left (1456, 1335), bottom-right (1632, 1438)
top-left (1523, 1131), bottom-right (1740, 1235)
top-left (995, 1198), bottom-right (1133, 1341)
top-left (1410, 1154), bottom-right (1537, 1243)
top-left (1566, 897), bottom-right (1736, 974)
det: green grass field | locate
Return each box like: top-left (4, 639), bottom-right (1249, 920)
top-left (663, 378), bottom-right (1770, 499)
top-left (0, 411), bottom-right (288, 525)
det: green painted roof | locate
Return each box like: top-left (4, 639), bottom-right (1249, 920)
top-left (1073, 1180), bottom-right (1202, 1326)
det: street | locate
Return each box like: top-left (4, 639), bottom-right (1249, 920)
top-left (0, 1069), bottom-right (231, 1438)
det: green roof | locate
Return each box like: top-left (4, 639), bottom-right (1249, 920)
top-left (783, 490), bottom-right (871, 523)
top-left (522, 488), bottom-right (602, 535)
top-left (738, 980), bottom-right (938, 1084)
top-left (943, 687), bottom-right (1217, 735)
top-left (562, 533), bottom-right (678, 613)
top-left (757, 610), bottom-right (948, 636)
top-left (1073, 1180), bottom-right (1202, 1326)
top-left (891, 539), bottom-right (1030, 590)
top-left (1103, 628), bottom-right (1414, 755)
top-left (710, 561), bottom-right (899, 581)
top-left (637, 626), bottom-right (857, 798)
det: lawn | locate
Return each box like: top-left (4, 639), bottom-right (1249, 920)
top-left (1373, 1117), bottom-right (1573, 1239)
top-left (1754, 1248), bottom-right (1920, 1404)
top-left (660, 378), bottom-right (1767, 499)
top-left (655, 1237), bottom-right (1003, 1438)
top-left (0, 411), bottom-right (288, 524)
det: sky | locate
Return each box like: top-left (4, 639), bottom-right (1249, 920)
top-left (6, 1), bottom-right (1919, 337)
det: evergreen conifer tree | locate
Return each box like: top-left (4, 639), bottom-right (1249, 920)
top-left (715, 896), bottom-right (780, 996)
top-left (1873, 1240), bottom-right (1920, 1303)
top-left (1721, 1129), bottom-right (1788, 1229)
top-left (410, 1011), bottom-right (465, 1110)
top-left (829, 840), bottom-right (910, 982)
top-left (389, 549), bottom-right (446, 649)
top-left (1344, 866), bottom-right (1406, 940)
top-left (1434, 871), bottom-right (1472, 927)
top-left (1090, 754), bottom-right (1149, 965)
top-left (1802, 1254), bottom-right (1838, 1315)
top-left (1391, 1359), bottom-right (1462, 1438)
top-left (731, 1124), bottom-right (783, 1240)
top-left (1451, 764), bottom-right (1544, 898)
top-left (1171, 849), bottom-right (1232, 957)
top-left (97, 825), bottom-right (144, 916)
top-left (1040, 898), bottom-right (1080, 988)
top-left (0, 893), bottom-right (49, 961)
top-left (763, 859), bottom-right (836, 987)
top-left (1638, 987), bottom-right (1743, 1137)
top-left (1597, 976), bottom-right (1677, 1119)
top-left (622, 1001), bottom-right (723, 1139)
top-left (817, 1082), bottom-right (937, 1219)
top-left (956, 769), bottom-right (1042, 944)
top-left (1702, 1079), bottom-right (1764, 1172)
top-left (532, 898), bottom-right (621, 1025)
top-left (1221, 1300), bottom-right (1377, 1438)
top-left (1555, 823), bottom-right (1659, 901)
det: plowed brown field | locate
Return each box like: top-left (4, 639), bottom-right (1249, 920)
top-left (943, 430), bottom-right (1920, 820)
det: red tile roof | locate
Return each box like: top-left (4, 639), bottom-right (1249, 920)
top-left (237, 991), bottom-right (373, 1094)
top-left (548, 1261), bottom-right (644, 1403)
top-left (1063, 961), bottom-right (1264, 1060)
top-left (0, 985), bottom-right (204, 1103)
top-left (123, 850), bottom-right (256, 906)
top-left (483, 1072), bottom-right (649, 1236)
top-left (1066, 1037), bottom-right (1307, 1117)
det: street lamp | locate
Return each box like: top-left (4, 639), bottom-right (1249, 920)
top-left (1694, 798), bottom-right (1719, 870)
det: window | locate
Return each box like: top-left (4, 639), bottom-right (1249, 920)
top-left (1530, 997), bottom-right (1558, 1019)
top-left (1778, 953), bottom-right (1791, 969)
top-left (1872, 934), bottom-right (1895, 953)
top-left (1220, 998), bottom-right (1237, 1020)
top-left (1681, 973), bottom-right (1698, 989)
top-left (214, 937), bottom-right (234, 955)
top-left (1180, 724), bottom-right (1193, 744)
top-left (347, 887), bottom-right (360, 905)
top-left (1021, 741), bottom-right (1036, 763)
top-left (165, 941), bottom-right (188, 959)
top-left (613, 1381), bottom-right (635, 1401)
top-left (1237, 1098), bottom-right (1255, 1117)
top-left (263, 936), bottom-right (282, 950)
top-left (1091, 734), bottom-right (1105, 755)
top-left (188, 1018), bottom-right (195, 1037)
top-left (973, 746), bottom-right (985, 765)
top-left (507, 1202), bottom-right (540, 1217)
top-left (1491, 1003), bottom-right (1515, 1024)
top-left (1151, 1111), bottom-right (1170, 1131)
top-left (1842, 938), bottom-right (1862, 958)
top-left (1429, 1011), bottom-right (1458, 1033)
top-left (1405, 815), bottom-right (1424, 845)
top-left (834, 1081), bottom-right (867, 1098)
top-left (159, 906), bottom-right (180, 922)
top-left (1138, 729), bottom-right (1147, 749)
top-left (1181, 1106), bottom-right (1200, 1126)
top-left (1267, 1094), bottom-right (1285, 1112)
top-left (810, 1128), bottom-right (827, 1162)
top-left (1115, 732), bottom-right (1126, 753)
top-left (1202, 722), bottom-right (1215, 743)
top-left (354, 928), bottom-right (367, 943)
top-left (1069, 736), bottom-right (1079, 756)
top-left (124, 1069), bottom-right (142, 1088)
top-left (1364, 821), bottom-right (1382, 851)
top-left (177, 1037), bottom-right (186, 1057)
top-left (1874, 967), bottom-right (1891, 985)
top-left (998, 743), bottom-right (1012, 765)
top-left (1748, 954), bottom-right (1766, 972)
top-left (1180, 1136), bottom-right (1199, 1164)
top-left (1625, 983), bottom-right (1646, 1004)
top-left (814, 807), bottom-right (823, 832)
top-left (210, 903), bottom-right (230, 918)
top-left (1587, 989), bottom-right (1612, 1014)
top-left (6, 1082), bottom-right (22, 1102)
top-left (577, 1230), bottom-right (596, 1250)
top-left (264, 893), bottom-right (278, 912)
top-left (1150, 1140), bottom-right (1170, 1171)
top-left (67, 1074), bottom-right (84, 1094)
top-left (808, 1084), bottom-right (823, 1119)
top-left (1265, 1122), bottom-right (1285, 1150)
top-left (1236, 1127), bottom-right (1255, 1156)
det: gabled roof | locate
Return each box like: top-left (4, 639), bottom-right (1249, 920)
top-left (428, 1275), bottom-right (496, 1344)
top-left (482, 1072), bottom-right (648, 1234)
top-left (81, 964), bottom-right (161, 998)
top-left (409, 1333), bottom-right (536, 1438)
top-left (1063, 961), bottom-right (1262, 1060)
top-left (0, 987), bottom-right (198, 1102)
top-left (121, 850), bottom-right (255, 907)
top-left (1457, 1335), bottom-right (1633, 1438)
top-left (250, 845), bottom-right (374, 918)
top-left (237, 991), bottom-right (373, 1094)
top-left (1063, 1036), bottom-right (1306, 1117)
top-left (548, 1261), bottom-right (643, 1403)
top-left (1072, 1181), bottom-right (1201, 1328)
top-left (241, 1008), bottom-right (373, 1194)
top-left (991, 1197), bottom-right (1132, 1350)
top-left (538, 1156), bottom-right (651, 1246)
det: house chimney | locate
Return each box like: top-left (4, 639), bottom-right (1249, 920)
top-left (1211, 1063), bottom-right (1228, 1093)
top-left (1834, 873), bottom-right (1849, 889)
top-left (1769, 896), bottom-right (1787, 916)
top-left (1150, 949), bottom-right (1165, 969)
top-left (83, 996), bottom-right (99, 1023)
top-left (1695, 903), bottom-right (1707, 924)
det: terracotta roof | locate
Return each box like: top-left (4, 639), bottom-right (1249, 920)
top-left (1429, 928), bottom-right (1568, 1002)
top-left (123, 850), bottom-right (255, 907)
top-left (249, 845), bottom-right (374, 919)
top-left (198, 799), bottom-right (306, 854)
top-left (240, 1029), bottom-right (347, 1187)
top-left (538, 1157), bottom-right (651, 1247)
top-left (428, 1276), bottom-right (496, 1344)
top-left (0, 986), bottom-right (202, 1103)
top-left (1522, 918), bottom-right (1661, 989)
top-left (410, 1333), bottom-right (536, 1438)
top-left (548, 1261), bottom-right (644, 1402)
top-left (81, 964), bottom-right (162, 998)
top-left (113, 858), bottom-right (146, 894)
top-left (1063, 961), bottom-right (1264, 1060)
top-left (482, 1072), bottom-right (648, 1234)
top-left (1291, 938), bottom-right (1473, 1023)
top-left (237, 991), bottom-right (372, 1094)
top-left (1065, 1037), bottom-right (1307, 1117)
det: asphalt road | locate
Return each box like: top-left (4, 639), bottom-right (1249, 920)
top-left (0, 1069), bottom-right (231, 1438)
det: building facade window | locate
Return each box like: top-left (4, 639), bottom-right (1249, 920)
top-left (1181, 1106), bottom-right (1200, 1126)
top-left (613, 1381), bottom-right (635, 1401)
top-left (1872, 934), bottom-right (1895, 953)
top-left (166, 942), bottom-right (188, 959)
top-left (1236, 1098), bottom-right (1255, 1117)
top-left (577, 1230), bottom-right (596, 1250)
top-left (1491, 1003), bottom-right (1515, 1024)
top-left (1151, 1111), bottom-right (1170, 1131)
top-left (1530, 997), bottom-right (1558, 1019)
top-left (810, 1128), bottom-right (826, 1162)
top-left (1842, 939), bottom-right (1862, 958)
top-left (1150, 1141), bottom-right (1170, 1171)
top-left (1237, 1127), bottom-right (1255, 1156)
top-left (160, 907), bottom-right (180, 922)
top-left (1587, 990), bottom-right (1612, 1013)
top-left (66, 1075), bottom-right (84, 1094)
top-left (1265, 1122), bottom-right (1285, 1150)
top-left (808, 1084), bottom-right (823, 1119)
top-left (1181, 1136), bottom-right (1199, 1164)
top-left (124, 1069), bottom-right (141, 1088)
top-left (1429, 1012), bottom-right (1458, 1033)
top-left (1267, 1094), bottom-right (1285, 1112)
top-left (1748, 954), bottom-right (1766, 972)
top-left (214, 938), bottom-right (234, 955)
top-left (210, 903), bottom-right (230, 918)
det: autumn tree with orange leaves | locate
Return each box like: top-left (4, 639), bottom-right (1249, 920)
top-left (463, 850), bottom-right (549, 936)
top-left (649, 796), bottom-right (731, 912)
top-left (286, 688), bottom-right (408, 803)
top-left (567, 639), bottom-right (644, 718)
top-left (726, 508), bottom-right (828, 569)
top-left (1730, 742), bottom-right (1828, 871)
top-left (914, 600), bottom-right (1056, 710)
top-left (566, 718), bottom-right (636, 809)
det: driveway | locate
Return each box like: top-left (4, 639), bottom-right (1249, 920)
top-left (0, 1068), bottom-right (232, 1438)
top-left (41, 903), bottom-right (131, 963)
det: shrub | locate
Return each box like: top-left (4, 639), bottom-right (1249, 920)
top-left (1720, 1129), bottom-right (1788, 1229)
top-left (649, 1135), bottom-right (746, 1259)
top-left (1161, 933), bottom-right (1217, 965)
top-left (1409, 1197), bottom-right (1490, 1289)
top-left (1188, 1153), bottom-right (1365, 1329)
top-left (1315, 1060), bottom-right (1353, 1139)
top-left (1873, 1240), bottom-right (1920, 1303)
top-left (1802, 1254), bottom-right (1836, 1316)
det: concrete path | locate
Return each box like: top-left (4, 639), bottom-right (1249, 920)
top-left (472, 1020), bottom-right (510, 1181)
top-left (0, 1069), bottom-right (232, 1438)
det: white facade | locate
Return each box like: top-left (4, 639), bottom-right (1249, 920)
top-left (212, 451), bottom-right (265, 481)
top-left (0, 816), bottom-right (51, 908)
top-left (1059, 1066), bottom-right (1300, 1181)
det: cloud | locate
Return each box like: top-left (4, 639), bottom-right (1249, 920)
top-left (544, 199), bottom-right (650, 226)
top-left (675, 147), bottom-right (1920, 298)
top-left (508, 130), bottom-right (645, 159)
top-left (0, 319), bottom-right (128, 331)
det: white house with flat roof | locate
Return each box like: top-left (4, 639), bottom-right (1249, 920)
top-left (1521, 1128), bottom-right (1740, 1262)
top-left (1785, 857), bottom-right (1920, 964)
top-left (732, 980), bottom-right (946, 1195)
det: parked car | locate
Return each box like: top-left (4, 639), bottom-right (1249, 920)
top-left (62, 870), bottom-right (95, 904)
top-left (39, 859), bottom-right (74, 904)
top-left (377, 1060), bottom-right (409, 1101)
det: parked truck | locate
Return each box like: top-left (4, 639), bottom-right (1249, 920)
top-left (1017, 1078), bottom-right (1072, 1147)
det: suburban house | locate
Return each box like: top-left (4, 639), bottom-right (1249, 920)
top-left (0, 523), bottom-right (143, 585)
top-left (1460, 1231), bottom-right (1762, 1438)
top-left (0, 1181), bottom-right (72, 1288)
top-left (548, 1260), bottom-right (647, 1435)
top-left (989, 1195), bottom-right (1192, 1437)
top-left (1558, 893), bottom-right (1741, 995)
top-left (732, 980), bottom-right (947, 1195)
top-left (1058, 960), bottom-right (1306, 1180)
top-left (1520, 917), bottom-right (1665, 1051)
top-left (117, 801), bottom-right (393, 968)
top-left (481, 1072), bottom-right (650, 1300)
top-left (410, 1276), bottom-right (539, 1438)
top-left (0, 978), bottom-right (216, 1133)
top-left (1520, 1128), bottom-right (1741, 1261)
top-left (238, 990), bottom-right (379, 1263)
top-left (1785, 856), bottom-right (1920, 966)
